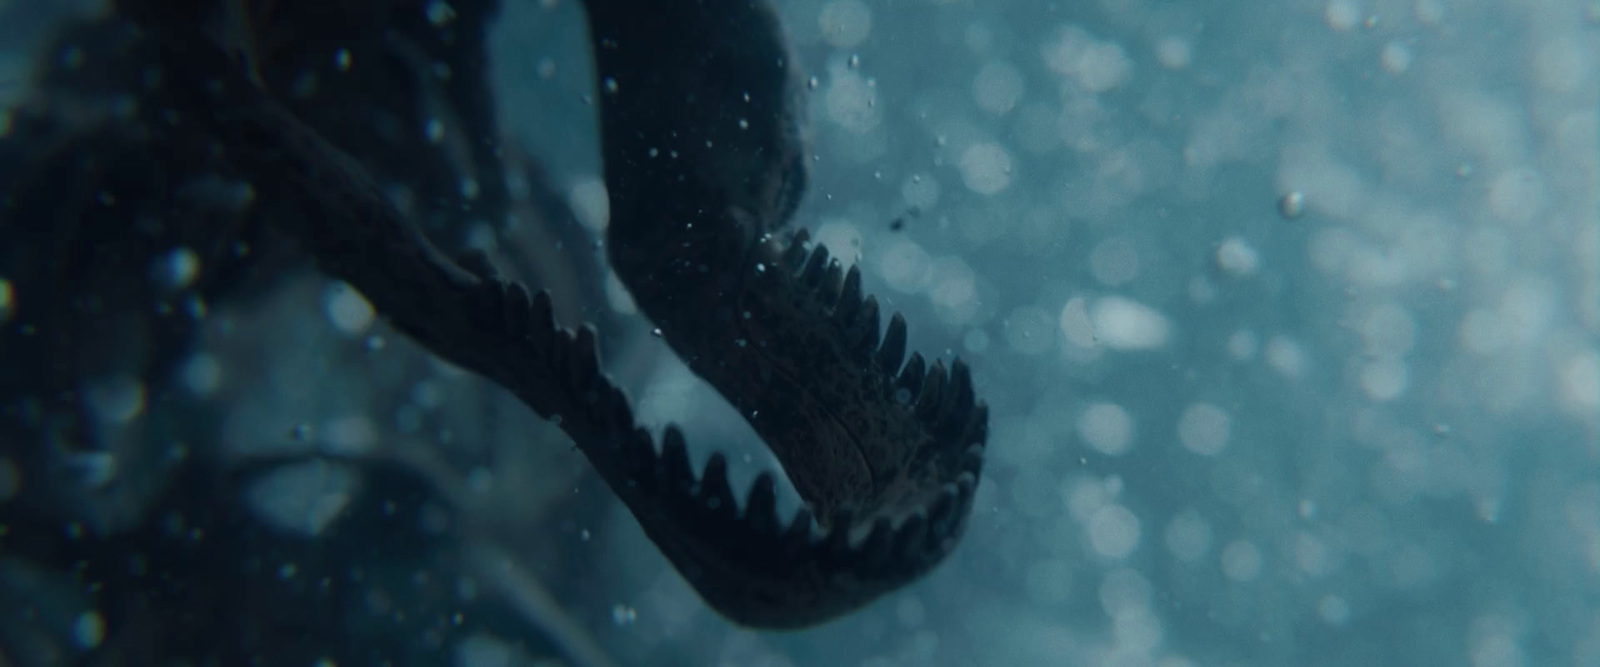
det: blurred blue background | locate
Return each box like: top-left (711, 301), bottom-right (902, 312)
top-left (502, 1), bottom-right (1596, 664)
top-left (5, 0), bottom-right (1596, 665)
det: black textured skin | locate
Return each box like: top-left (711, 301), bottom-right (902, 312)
top-left (122, 0), bottom-right (990, 629)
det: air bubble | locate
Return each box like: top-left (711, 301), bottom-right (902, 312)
top-left (611, 604), bottom-right (638, 626)
top-left (1278, 191), bottom-right (1306, 219)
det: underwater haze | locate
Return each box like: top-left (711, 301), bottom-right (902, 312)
top-left (3, 0), bottom-right (1597, 665)
top-left (497, 0), bottom-right (1599, 664)
top-left (498, 0), bottom-right (1597, 664)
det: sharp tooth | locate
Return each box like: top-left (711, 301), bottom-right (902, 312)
top-left (856, 517), bottom-right (894, 567)
top-left (927, 484), bottom-right (960, 537)
top-left (940, 358), bottom-right (975, 439)
top-left (608, 384), bottom-right (634, 434)
top-left (783, 229), bottom-right (811, 269)
top-left (894, 352), bottom-right (925, 404)
top-left (743, 472), bottom-right (780, 535)
top-left (956, 472), bottom-right (977, 499)
top-left (568, 326), bottom-right (603, 396)
top-left (851, 296), bottom-right (880, 362)
top-left (781, 508), bottom-right (814, 554)
top-left (530, 290), bottom-right (556, 343)
top-left (834, 265), bottom-right (863, 323)
top-left (503, 282), bottom-right (532, 336)
top-left (800, 244), bottom-right (830, 287)
top-left (699, 453), bottom-right (737, 518)
top-left (893, 513), bottom-right (929, 561)
top-left (963, 403), bottom-right (990, 448)
top-left (820, 259), bottom-right (845, 304)
top-left (914, 360), bottom-right (947, 423)
top-left (823, 506), bottom-right (856, 556)
top-left (961, 443), bottom-right (985, 478)
top-left (875, 313), bottom-right (907, 375)
top-left (658, 426), bottom-right (694, 494)
top-left (624, 427), bottom-right (656, 484)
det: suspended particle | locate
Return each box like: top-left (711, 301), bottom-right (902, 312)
top-left (1277, 191), bottom-right (1306, 219)
top-left (611, 604), bottom-right (637, 626)
top-left (334, 49), bottom-right (352, 72)
top-left (808, 76), bottom-right (819, 90)
top-left (889, 206), bottom-right (920, 232)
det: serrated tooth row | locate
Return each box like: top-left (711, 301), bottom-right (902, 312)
top-left (612, 422), bottom-right (821, 556)
top-left (822, 503), bottom-right (967, 570)
top-left (766, 232), bottom-right (983, 457)
top-left (879, 349), bottom-right (982, 453)
top-left (482, 278), bottom-right (556, 346)
top-left (780, 231), bottom-right (965, 398)
top-left (609, 416), bottom-right (978, 572)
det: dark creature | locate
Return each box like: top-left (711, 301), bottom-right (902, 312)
top-left (3, 0), bottom-right (991, 652)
